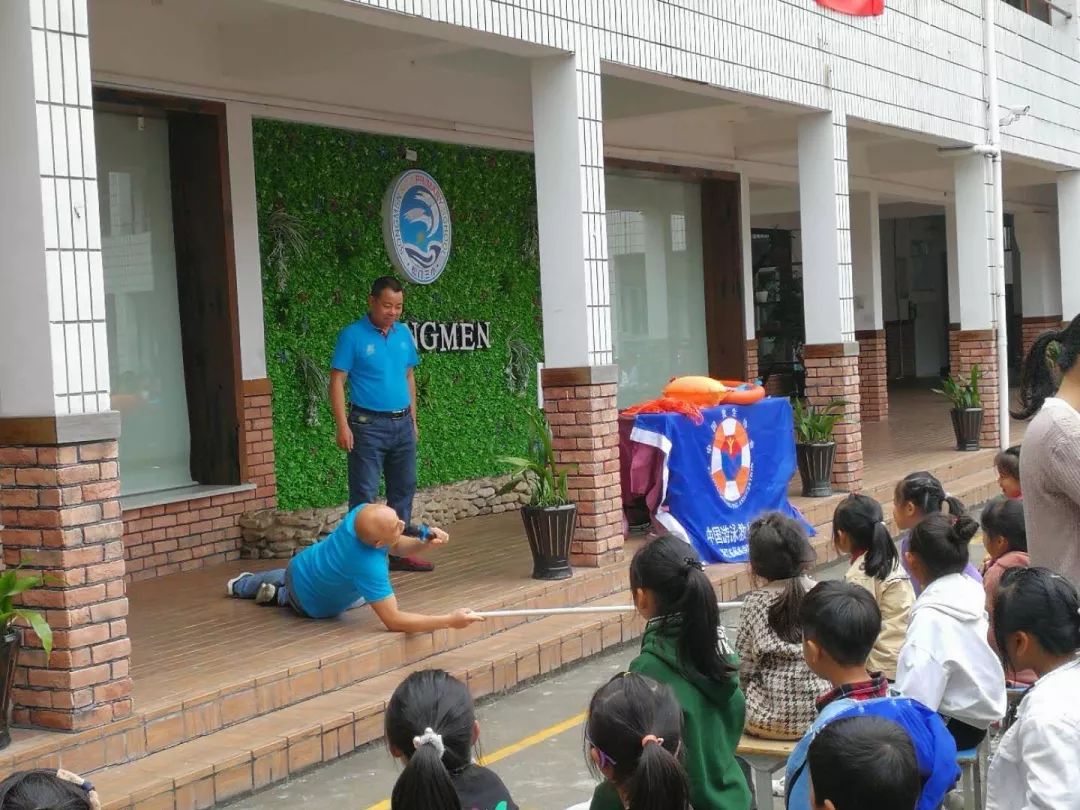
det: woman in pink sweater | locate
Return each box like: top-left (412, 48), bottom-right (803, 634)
top-left (979, 497), bottom-right (1035, 685)
top-left (1013, 314), bottom-right (1080, 588)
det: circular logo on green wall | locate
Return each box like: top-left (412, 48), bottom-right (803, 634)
top-left (382, 170), bottom-right (452, 285)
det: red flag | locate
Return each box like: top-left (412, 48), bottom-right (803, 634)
top-left (816, 0), bottom-right (884, 15)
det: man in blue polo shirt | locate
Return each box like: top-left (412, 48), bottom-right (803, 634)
top-left (330, 276), bottom-right (430, 572)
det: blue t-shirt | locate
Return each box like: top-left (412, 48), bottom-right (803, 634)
top-left (287, 504), bottom-right (394, 618)
top-left (331, 316), bottom-right (419, 412)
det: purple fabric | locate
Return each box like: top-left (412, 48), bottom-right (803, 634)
top-left (898, 529), bottom-right (983, 597)
top-left (618, 414), bottom-right (666, 532)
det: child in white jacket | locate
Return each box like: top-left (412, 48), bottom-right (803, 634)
top-left (896, 513), bottom-right (1006, 750)
top-left (986, 567), bottom-right (1080, 810)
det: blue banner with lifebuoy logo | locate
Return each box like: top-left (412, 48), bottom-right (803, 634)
top-left (630, 398), bottom-right (814, 563)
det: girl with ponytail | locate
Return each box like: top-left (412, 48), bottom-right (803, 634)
top-left (986, 567), bottom-right (1080, 808)
top-left (737, 513), bottom-right (829, 740)
top-left (896, 514), bottom-right (1006, 750)
top-left (832, 494), bottom-right (914, 680)
top-left (584, 673), bottom-right (691, 810)
top-left (385, 670), bottom-right (518, 810)
top-left (587, 535), bottom-right (750, 810)
top-left (893, 471), bottom-right (982, 596)
top-left (1012, 314), bottom-right (1080, 586)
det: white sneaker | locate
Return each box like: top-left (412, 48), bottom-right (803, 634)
top-left (226, 572), bottom-right (253, 596)
top-left (772, 776), bottom-right (786, 797)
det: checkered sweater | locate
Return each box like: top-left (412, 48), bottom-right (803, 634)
top-left (735, 581), bottom-right (830, 740)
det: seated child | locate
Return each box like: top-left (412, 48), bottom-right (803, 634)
top-left (896, 514), bottom-right (1007, 749)
top-left (994, 446), bottom-right (1022, 499)
top-left (736, 512), bottom-right (829, 740)
top-left (227, 503), bottom-right (482, 633)
top-left (583, 672), bottom-right (691, 810)
top-left (893, 472), bottom-right (981, 597)
top-left (807, 716), bottom-right (921, 810)
top-left (588, 535), bottom-right (750, 810)
top-left (385, 670), bottom-right (518, 810)
top-left (832, 495), bottom-right (914, 680)
top-left (786, 583), bottom-right (954, 810)
top-left (979, 497), bottom-right (1035, 685)
top-left (0, 769), bottom-right (99, 810)
top-left (986, 568), bottom-right (1080, 810)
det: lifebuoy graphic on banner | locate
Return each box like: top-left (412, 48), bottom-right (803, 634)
top-left (711, 416), bottom-right (753, 507)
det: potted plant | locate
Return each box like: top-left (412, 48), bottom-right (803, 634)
top-left (933, 365), bottom-right (983, 451)
top-left (0, 570), bottom-right (53, 749)
top-left (792, 398), bottom-right (848, 497)
top-left (498, 408), bottom-right (577, 580)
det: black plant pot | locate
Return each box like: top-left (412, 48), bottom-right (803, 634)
top-left (520, 504), bottom-right (576, 580)
top-left (950, 407), bottom-right (984, 451)
top-left (796, 442), bottom-right (837, 497)
top-left (0, 631), bottom-right (20, 750)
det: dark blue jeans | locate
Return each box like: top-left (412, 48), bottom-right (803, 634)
top-left (348, 410), bottom-right (417, 524)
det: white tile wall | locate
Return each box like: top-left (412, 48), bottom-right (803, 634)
top-left (28, 0), bottom-right (109, 415)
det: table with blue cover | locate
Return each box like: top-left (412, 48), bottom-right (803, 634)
top-left (626, 397), bottom-right (813, 564)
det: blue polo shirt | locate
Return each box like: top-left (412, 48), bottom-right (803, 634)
top-left (287, 504), bottom-right (394, 618)
top-left (331, 316), bottom-right (419, 412)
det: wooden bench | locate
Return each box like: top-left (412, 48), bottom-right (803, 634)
top-left (737, 734), bottom-right (797, 808)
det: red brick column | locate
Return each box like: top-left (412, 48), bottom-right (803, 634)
top-left (1021, 315), bottom-right (1062, 362)
top-left (949, 329), bottom-right (1000, 448)
top-left (802, 343), bottom-right (863, 491)
top-left (541, 366), bottom-right (622, 567)
top-left (745, 340), bottom-right (759, 383)
top-left (855, 330), bottom-right (888, 422)
top-left (0, 424), bottom-right (132, 731)
top-left (242, 379), bottom-right (278, 508)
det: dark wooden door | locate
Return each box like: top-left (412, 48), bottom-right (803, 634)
top-left (701, 178), bottom-right (747, 379)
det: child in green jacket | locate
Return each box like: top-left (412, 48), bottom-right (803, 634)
top-left (588, 535), bottom-right (752, 810)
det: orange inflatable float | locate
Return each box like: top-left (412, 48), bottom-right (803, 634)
top-left (662, 375), bottom-right (766, 407)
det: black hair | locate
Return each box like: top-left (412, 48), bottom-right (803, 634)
top-left (993, 567), bottom-right (1080, 674)
top-left (894, 471), bottom-right (966, 519)
top-left (371, 275), bottom-right (405, 298)
top-left (748, 512), bottom-right (817, 644)
top-left (832, 494), bottom-right (899, 581)
top-left (0, 771), bottom-right (93, 810)
top-left (808, 716), bottom-right (921, 810)
top-left (630, 535), bottom-right (736, 682)
top-left (585, 673), bottom-right (690, 810)
top-left (979, 496), bottom-right (1027, 553)
top-left (385, 670), bottom-right (474, 810)
top-left (994, 446), bottom-right (1021, 480)
top-left (800, 581), bottom-right (882, 668)
top-left (908, 513), bottom-right (979, 582)
top-left (1014, 315), bottom-right (1078, 420)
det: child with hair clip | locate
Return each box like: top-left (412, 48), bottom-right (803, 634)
top-left (986, 567), bottom-right (1080, 809)
top-left (893, 471), bottom-right (982, 597)
top-left (737, 512), bottom-right (830, 740)
top-left (994, 446), bottom-right (1022, 500)
top-left (896, 513), bottom-right (1007, 750)
top-left (979, 497), bottom-right (1035, 685)
top-left (385, 669), bottom-right (518, 810)
top-left (582, 672), bottom-right (691, 810)
top-left (588, 534), bottom-right (750, 810)
top-left (832, 494), bottom-right (914, 680)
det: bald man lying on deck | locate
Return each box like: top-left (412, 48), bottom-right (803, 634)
top-left (226, 503), bottom-right (483, 632)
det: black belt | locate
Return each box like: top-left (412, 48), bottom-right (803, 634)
top-left (351, 406), bottom-right (410, 419)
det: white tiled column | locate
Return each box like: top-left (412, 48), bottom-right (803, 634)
top-left (852, 191), bottom-right (887, 422)
top-left (1014, 211), bottom-right (1063, 359)
top-left (1057, 171), bottom-right (1080, 322)
top-left (739, 175), bottom-right (759, 381)
top-left (530, 49), bottom-right (611, 368)
top-left (0, 0), bottom-right (109, 418)
top-left (946, 202), bottom-right (961, 328)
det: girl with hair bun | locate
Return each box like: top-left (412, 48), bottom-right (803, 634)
top-left (986, 567), bottom-right (1080, 809)
top-left (1013, 313), bottom-right (1080, 586)
top-left (583, 672), bottom-right (691, 810)
top-left (385, 669), bottom-right (518, 810)
top-left (896, 514), bottom-right (1006, 749)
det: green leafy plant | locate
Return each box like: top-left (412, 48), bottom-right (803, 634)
top-left (264, 208), bottom-right (308, 292)
top-left (932, 365), bottom-right (982, 410)
top-left (504, 338), bottom-right (534, 397)
top-left (296, 351), bottom-right (329, 428)
top-left (497, 408), bottom-right (575, 507)
top-left (0, 570), bottom-right (53, 657)
top-left (792, 398), bottom-right (849, 444)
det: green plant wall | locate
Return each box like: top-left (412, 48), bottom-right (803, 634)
top-left (253, 120), bottom-right (543, 510)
